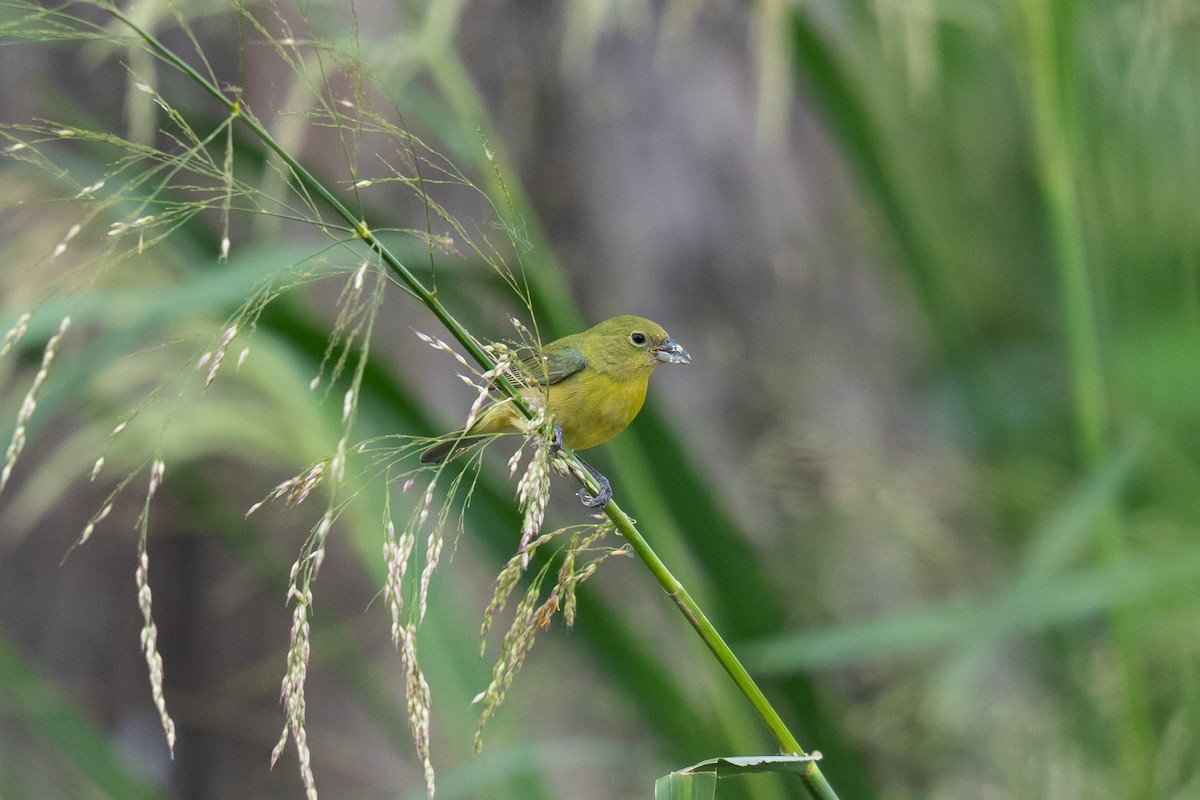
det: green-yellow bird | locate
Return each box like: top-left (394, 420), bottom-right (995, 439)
top-left (420, 315), bottom-right (691, 506)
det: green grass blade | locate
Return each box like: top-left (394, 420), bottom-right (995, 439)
top-left (656, 770), bottom-right (718, 800)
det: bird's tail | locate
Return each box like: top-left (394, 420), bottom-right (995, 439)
top-left (419, 430), bottom-right (495, 464)
top-left (419, 435), bottom-right (462, 464)
top-left (420, 401), bottom-right (520, 464)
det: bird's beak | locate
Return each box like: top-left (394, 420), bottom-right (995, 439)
top-left (653, 338), bottom-right (691, 365)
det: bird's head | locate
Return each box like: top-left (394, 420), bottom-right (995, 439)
top-left (589, 315), bottom-right (691, 371)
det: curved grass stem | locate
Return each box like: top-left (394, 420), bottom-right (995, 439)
top-left (109, 8), bottom-right (839, 798)
top-left (602, 494), bottom-right (840, 800)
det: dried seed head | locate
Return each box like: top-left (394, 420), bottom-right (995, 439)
top-left (1, 311), bottom-right (31, 357)
top-left (1, 316), bottom-right (70, 494)
top-left (507, 442), bottom-right (526, 478)
top-left (78, 500), bottom-right (112, 546)
top-left (52, 224), bottom-right (83, 259)
top-left (203, 326), bottom-right (238, 388)
top-left (418, 527), bottom-right (443, 623)
top-left (74, 181), bottom-right (104, 198)
top-left (272, 590), bottom-right (317, 799)
top-left (515, 431), bottom-right (553, 555)
top-left (314, 511), bottom-right (333, 545)
top-left (148, 459), bottom-right (166, 498)
top-left (415, 330), bottom-right (470, 368)
top-left (136, 545), bottom-right (176, 756)
top-left (382, 521), bottom-right (410, 644)
top-left (330, 437), bottom-right (347, 483)
top-left (475, 585), bottom-right (541, 753)
top-left (400, 624), bottom-right (435, 796)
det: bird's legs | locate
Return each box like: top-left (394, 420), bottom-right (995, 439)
top-left (549, 424), bottom-right (612, 508)
top-left (574, 457), bottom-right (612, 508)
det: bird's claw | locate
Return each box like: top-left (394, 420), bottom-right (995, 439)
top-left (578, 480), bottom-right (611, 508)
top-left (575, 457), bottom-right (612, 508)
top-left (547, 424), bottom-right (611, 507)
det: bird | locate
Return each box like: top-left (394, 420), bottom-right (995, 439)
top-left (420, 315), bottom-right (691, 507)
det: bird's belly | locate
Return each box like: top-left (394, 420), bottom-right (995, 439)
top-left (548, 376), bottom-right (648, 451)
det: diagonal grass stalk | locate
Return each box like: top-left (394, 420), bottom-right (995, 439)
top-left (106, 5), bottom-right (840, 799)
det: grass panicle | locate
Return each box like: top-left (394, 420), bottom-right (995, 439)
top-left (271, 583), bottom-right (316, 800)
top-left (135, 459), bottom-right (174, 758)
top-left (0, 315), bottom-right (70, 494)
top-left (473, 522), bottom-right (626, 750)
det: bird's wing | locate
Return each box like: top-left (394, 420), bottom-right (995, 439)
top-left (523, 345), bottom-right (586, 385)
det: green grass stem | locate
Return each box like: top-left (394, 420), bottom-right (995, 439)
top-left (1016, 2), bottom-right (1153, 795)
top-left (602, 499), bottom-right (840, 800)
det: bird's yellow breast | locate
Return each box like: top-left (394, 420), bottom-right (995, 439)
top-left (546, 370), bottom-right (650, 451)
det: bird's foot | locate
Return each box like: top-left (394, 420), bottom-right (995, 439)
top-left (575, 456), bottom-right (612, 508)
top-left (547, 424), bottom-right (611, 507)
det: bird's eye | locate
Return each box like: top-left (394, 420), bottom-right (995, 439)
top-left (630, 332), bottom-right (646, 345)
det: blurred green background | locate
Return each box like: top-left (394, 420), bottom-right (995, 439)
top-left (2, 0), bottom-right (1200, 798)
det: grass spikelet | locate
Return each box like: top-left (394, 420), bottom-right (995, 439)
top-left (420, 532), bottom-right (444, 623)
top-left (1, 315), bottom-right (70, 494)
top-left (330, 436), bottom-right (348, 483)
top-left (51, 223), bottom-right (81, 259)
top-left (400, 623), bottom-right (435, 797)
top-left (203, 325), bottom-right (238, 389)
top-left (479, 527), bottom-right (563, 652)
top-left (417, 479), bottom-right (442, 623)
top-left (135, 457), bottom-right (175, 757)
top-left (78, 501), bottom-right (113, 546)
top-left (474, 522), bottom-right (623, 745)
top-left (560, 532), bottom-right (627, 628)
top-left (515, 417), bottom-right (554, 558)
top-left (474, 584), bottom-right (540, 753)
top-left (247, 461), bottom-right (328, 516)
top-left (415, 330), bottom-right (470, 368)
top-left (272, 582), bottom-right (318, 800)
top-left (136, 546), bottom-right (176, 757)
top-left (70, 463), bottom-right (149, 553)
top-left (147, 459), bottom-right (165, 498)
top-left (464, 348), bottom-right (513, 431)
top-left (307, 260), bottom-right (381, 396)
top-left (0, 311), bottom-right (31, 358)
top-left (382, 519), bottom-right (416, 643)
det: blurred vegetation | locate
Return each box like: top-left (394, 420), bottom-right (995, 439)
top-left (2, 0), bottom-right (1200, 799)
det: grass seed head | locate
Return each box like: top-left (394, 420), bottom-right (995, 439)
top-left (136, 548), bottom-right (176, 756)
top-left (0, 316), bottom-right (70, 494)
